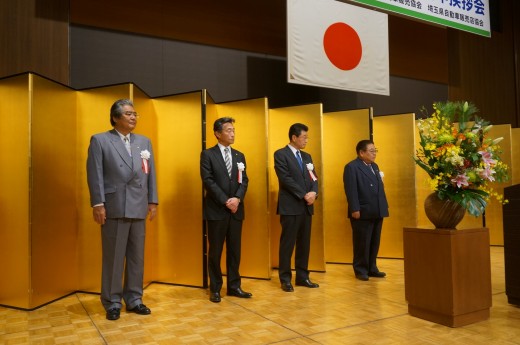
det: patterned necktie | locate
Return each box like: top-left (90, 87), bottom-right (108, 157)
top-left (124, 136), bottom-right (131, 156)
top-left (296, 150), bottom-right (304, 172)
top-left (224, 147), bottom-right (232, 177)
top-left (368, 164), bottom-right (375, 175)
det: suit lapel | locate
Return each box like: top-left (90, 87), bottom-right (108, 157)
top-left (211, 145), bottom-right (229, 175)
top-left (109, 130), bottom-right (133, 169)
top-left (286, 146), bottom-right (304, 176)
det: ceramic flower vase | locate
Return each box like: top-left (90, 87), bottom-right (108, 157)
top-left (424, 193), bottom-right (466, 229)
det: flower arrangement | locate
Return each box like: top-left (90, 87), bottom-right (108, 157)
top-left (414, 101), bottom-right (509, 217)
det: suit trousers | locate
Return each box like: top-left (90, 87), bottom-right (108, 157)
top-left (278, 214), bottom-right (312, 283)
top-left (350, 218), bottom-right (383, 276)
top-left (101, 218), bottom-right (145, 311)
top-left (207, 215), bottom-right (243, 292)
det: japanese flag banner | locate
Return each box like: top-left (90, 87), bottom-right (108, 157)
top-left (287, 0), bottom-right (389, 96)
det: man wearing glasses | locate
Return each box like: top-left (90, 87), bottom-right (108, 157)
top-left (87, 99), bottom-right (158, 320)
top-left (343, 140), bottom-right (388, 281)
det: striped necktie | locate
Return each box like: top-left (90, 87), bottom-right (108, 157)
top-left (296, 150), bottom-right (304, 172)
top-left (224, 147), bottom-right (232, 177)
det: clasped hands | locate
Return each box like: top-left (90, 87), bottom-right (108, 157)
top-left (304, 191), bottom-right (317, 205)
top-left (226, 197), bottom-right (240, 213)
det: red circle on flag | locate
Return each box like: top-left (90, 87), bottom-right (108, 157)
top-left (323, 22), bottom-right (362, 71)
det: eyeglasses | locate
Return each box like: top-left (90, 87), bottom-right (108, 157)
top-left (123, 111), bottom-right (139, 118)
top-left (367, 149), bottom-right (378, 154)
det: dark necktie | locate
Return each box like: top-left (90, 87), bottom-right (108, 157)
top-left (368, 164), bottom-right (375, 175)
top-left (296, 150), bottom-right (304, 172)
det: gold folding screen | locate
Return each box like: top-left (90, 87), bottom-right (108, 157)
top-left (268, 104), bottom-right (325, 272)
top-left (322, 109), bottom-right (370, 263)
top-left (2, 73), bottom-right (517, 309)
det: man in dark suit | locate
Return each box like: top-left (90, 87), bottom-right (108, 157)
top-left (87, 99), bottom-right (158, 320)
top-left (274, 123), bottom-right (319, 292)
top-left (200, 117), bottom-right (252, 303)
top-left (343, 139), bottom-right (389, 281)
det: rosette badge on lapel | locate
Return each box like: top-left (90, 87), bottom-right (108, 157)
top-left (140, 149), bottom-right (151, 174)
top-left (237, 162), bottom-right (245, 184)
top-left (306, 163), bottom-right (318, 181)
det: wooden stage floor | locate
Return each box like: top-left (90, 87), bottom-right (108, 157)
top-left (1, 246), bottom-right (519, 344)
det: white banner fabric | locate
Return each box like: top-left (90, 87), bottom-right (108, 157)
top-left (287, 0), bottom-right (390, 96)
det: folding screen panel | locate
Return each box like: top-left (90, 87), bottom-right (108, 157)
top-left (31, 74), bottom-right (78, 306)
top-left (76, 84), bottom-right (134, 292)
top-left (0, 74), bottom-right (31, 308)
top-left (212, 98), bottom-right (271, 279)
top-left (322, 109), bottom-right (370, 263)
top-left (373, 113), bottom-right (416, 258)
top-left (153, 91), bottom-right (204, 286)
top-left (268, 104), bottom-right (325, 272)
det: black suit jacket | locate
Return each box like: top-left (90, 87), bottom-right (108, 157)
top-left (343, 157), bottom-right (389, 219)
top-left (201, 145), bottom-right (248, 220)
top-left (274, 146), bottom-right (318, 216)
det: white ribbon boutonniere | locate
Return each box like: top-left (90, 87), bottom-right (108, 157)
top-left (379, 171), bottom-right (384, 181)
top-left (306, 163), bottom-right (318, 181)
top-left (140, 150), bottom-right (151, 174)
top-left (237, 162), bottom-right (245, 184)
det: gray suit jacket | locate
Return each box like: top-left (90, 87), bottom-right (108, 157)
top-left (87, 129), bottom-right (158, 219)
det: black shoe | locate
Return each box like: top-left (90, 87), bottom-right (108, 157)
top-left (106, 307), bottom-right (120, 320)
top-left (356, 274), bottom-right (369, 281)
top-left (227, 287), bottom-right (252, 298)
top-left (295, 279), bottom-right (319, 288)
top-left (127, 304), bottom-right (151, 315)
top-left (209, 291), bottom-right (221, 303)
top-left (368, 271), bottom-right (386, 278)
top-left (281, 282), bottom-right (294, 292)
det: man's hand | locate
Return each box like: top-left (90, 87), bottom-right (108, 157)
top-left (225, 197), bottom-right (240, 213)
top-left (304, 191), bottom-right (317, 205)
top-left (351, 211), bottom-right (360, 219)
top-left (148, 204), bottom-right (157, 221)
top-left (93, 205), bottom-right (106, 225)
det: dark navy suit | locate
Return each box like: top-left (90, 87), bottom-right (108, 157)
top-left (343, 157), bottom-right (389, 276)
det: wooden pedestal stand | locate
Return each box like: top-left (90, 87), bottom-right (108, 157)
top-left (403, 227), bottom-right (492, 327)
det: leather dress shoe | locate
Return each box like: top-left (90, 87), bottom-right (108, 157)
top-left (281, 282), bottom-right (294, 292)
top-left (209, 291), bottom-right (221, 303)
top-left (106, 307), bottom-right (120, 320)
top-left (127, 304), bottom-right (151, 315)
top-left (356, 274), bottom-right (369, 281)
top-left (227, 287), bottom-right (252, 298)
top-left (368, 271), bottom-right (386, 278)
top-left (295, 279), bottom-right (319, 288)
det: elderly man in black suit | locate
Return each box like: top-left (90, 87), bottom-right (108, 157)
top-left (343, 139), bottom-right (389, 281)
top-left (200, 117), bottom-right (252, 303)
top-left (274, 123), bottom-right (319, 292)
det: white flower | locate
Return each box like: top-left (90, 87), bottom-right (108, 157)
top-left (306, 163), bottom-right (314, 171)
top-left (140, 150), bottom-right (151, 160)
top-left (237, 162), bottom-right (245, 171)
top-left (379, 171), bottom-right (385, 180)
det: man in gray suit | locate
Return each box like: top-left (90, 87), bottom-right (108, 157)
top-left (87, 99), bottom-right (158, 320)
top-left (343, 140), bottom-right (388, 281)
